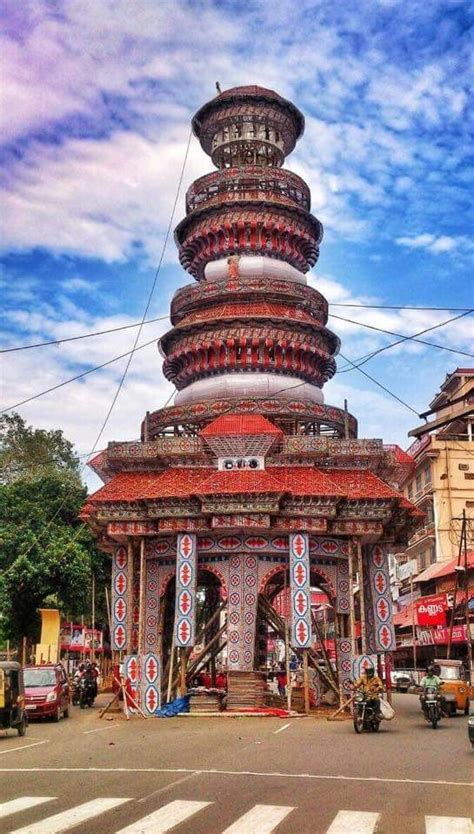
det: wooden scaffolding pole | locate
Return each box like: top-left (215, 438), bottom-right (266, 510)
top-left (303, 650), bottom-right (310, 714)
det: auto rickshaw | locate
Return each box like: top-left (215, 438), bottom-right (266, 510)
top-left (433, 658), bottom-right (471, 715)
top-left (0, 662), bottom-right (28, 736)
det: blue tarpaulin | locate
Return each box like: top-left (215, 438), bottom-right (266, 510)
top-left (155, 695), bottom-right (190, 717)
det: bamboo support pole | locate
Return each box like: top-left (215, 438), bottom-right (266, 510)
top-left (113, 676), bottom-right (148, 720)
top-left (311, 613), bottom-right (338, 686)
top-left (166, 640), bottom-right (175, 703)
top-left (99, 692), bottom-right (119, 719)
top-left (327, 691), bottom-right (356, 721)
top-left (303, 650), bottom-right (310, 714)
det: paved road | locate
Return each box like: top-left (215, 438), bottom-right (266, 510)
top-left (0, 694), bottom-right (472, 833)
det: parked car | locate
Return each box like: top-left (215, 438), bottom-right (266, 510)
top-left (24, 664), bottom-right (70, 722)
top-left (468, 713), bottom-right (474, 747)
top-left (391, 669), bottom-right (415, 692)
top-left (433, 659), bottom-right (470, 715)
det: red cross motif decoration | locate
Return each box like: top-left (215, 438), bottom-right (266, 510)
top-left (115, 548), bottom-right (127, 569)
top-left (145, 655), bottom-right (159, 684)
top-left (378, 624), bottom-right (392, 649)
top-left (145, 685), bottom-right (158, 713)
top-left (293, 534), bottom-right (305, 557)
top-left (293, 562), bottom-right (307, 587)
top-left (294, 590), bottom-right (308, 616)
top-left (115, 572), bottom-right (126, 595)
top-left (175, 533), bottom-right (197, 647)
top-left (178, 590), bottom-right (192, 615)
top-left (177, 618), bottom-right (191, 644)
top-left (295, 619), bottom-right (310, 646)
top-left (374, 570), bottom-right (387, 595)
top-left (114, 625), bottom-right (126, 649)
top-left (115, 598), bottom-right (126, 622)
top-left (180, 535), bottom-right (192, 558)
top-left (376, 597), bottom-right (389, 622)
top-left (179, 562), bottom-right (192, 587)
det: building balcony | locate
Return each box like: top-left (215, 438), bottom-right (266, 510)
top-left (405, 523), bottom-right (436, 551)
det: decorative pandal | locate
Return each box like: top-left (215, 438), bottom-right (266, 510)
top-left (83, 86), bottom-right (421, 712)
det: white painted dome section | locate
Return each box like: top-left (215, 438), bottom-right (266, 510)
top-left (204, 256), bottom-right (307, 284)
top-left (174, 373), bottom-right (324, 405)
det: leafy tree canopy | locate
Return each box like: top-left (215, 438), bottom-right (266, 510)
top-left (0, 415), bottom-right (109, 646)
top-left (0, 412), bottom-right (80, 485)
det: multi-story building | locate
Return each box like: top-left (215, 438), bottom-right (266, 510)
top-left (393, 369), bottom-right (474, 666)
top-left (401, 368), bottom-right (473, 572)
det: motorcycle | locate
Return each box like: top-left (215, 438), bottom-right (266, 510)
top-left (78, 677), bottom-right (95, 709)
top-left (353, 690), bottom-right (382, 733)
top-left (421, 685), bottom-right (442, 729)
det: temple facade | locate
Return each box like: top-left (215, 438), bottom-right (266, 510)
top-left (82, 86), bottom-right (421, 713)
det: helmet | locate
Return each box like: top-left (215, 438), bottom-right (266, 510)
top-left (427, 665), bottom-right (435, 676)
top-left (365, 666), bottom-right (375, 678)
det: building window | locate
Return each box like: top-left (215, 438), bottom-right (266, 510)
top-left (423, 465), bottom-right (431, 485)
top-left (416, 473), bottom-right (423, 493)
top-left (407, 482), bottom-right (413, 500)
top-left (425, 502), bottom-right (434, 524)
top-left (429, 545), bottom-right (436, 564)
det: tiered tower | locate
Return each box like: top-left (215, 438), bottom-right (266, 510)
top-left (83, 87), bottom-right (420, 714)
top-left (147, 86), bottom-right (355, 440)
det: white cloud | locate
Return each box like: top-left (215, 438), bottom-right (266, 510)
top-left (395, 233), bottom-right (472, 255)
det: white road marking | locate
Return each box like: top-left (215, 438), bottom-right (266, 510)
top-left (0, 741), bottom-right (48, 756)
top-left (273, 723), bottom-right (291, 734)
top-left (9, 797), bottom-right (130, 834)
top-left (2, 767), bottom-right (472, 788)
top-left (0, 798), bottom-right (55, 820)
top-left (222, 803), bottom-right (295, 833)
top-left (425, 817), bottom-right (473, 834)
top-left (83, 725), bottom-right (122, 734)
top-left (327, 810), bottom-right (380, 834)
top-left (115, 800), bottom-right (211, 833)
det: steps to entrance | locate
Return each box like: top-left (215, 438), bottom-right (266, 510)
top-left (227, 670), bottom-right (266, 710)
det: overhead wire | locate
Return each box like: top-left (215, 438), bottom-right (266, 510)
top-left (0, 315), bottom-right (170, 354)
top-left (336, 310), bottom-right (473, 373)
top-left (2, 305), bottom-right (473, 355)
top-left (337, 351), bottom-right (421, 416)
top-left (10, 127), bottom-right (193, 563)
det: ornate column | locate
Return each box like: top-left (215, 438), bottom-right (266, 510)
top-left (363, 543), bottom-right (396, 653)
top-left (174, 533), bottom-right (198, 647)
top-left (227, 555), bottom-right (258, 671)
top-left (110, 544), bottom-right (129, 652)
top-left (289, 533), bottom-right (312, 649)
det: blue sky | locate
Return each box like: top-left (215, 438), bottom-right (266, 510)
top-left (1, 0), bottom-right (473, 489)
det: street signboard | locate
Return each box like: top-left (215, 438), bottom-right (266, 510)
top-left (415, 593), bottom-right (448, 626)
top-left (397, 559), bottom-right (418, 582)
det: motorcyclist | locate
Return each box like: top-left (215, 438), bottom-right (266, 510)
top-left (353, 665), bottom-right (384, 715)
top-left (419, 665), bottom-right (443, 707)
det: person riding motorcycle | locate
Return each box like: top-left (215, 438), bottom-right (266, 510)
top-left (419, 665), bottom-right (443, 706)
top-left (353, 666), bottom-right (384, 715)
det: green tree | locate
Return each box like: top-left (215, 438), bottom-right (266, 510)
top-left (0, 415), bottom-right (109, 649)
top-left (0, 412), bottom-right (80, 484)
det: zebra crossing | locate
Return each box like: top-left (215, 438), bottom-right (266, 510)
top-left (0, 796), bottom-right (471, 833)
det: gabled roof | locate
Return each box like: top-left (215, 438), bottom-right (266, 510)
top-left (200, 414), bottom-right (283, 438)
top-left (415, 550), bottom-right (474, 583)
top-left (197, 469), bottom-right (284, 495)
top-left (88, 468), bottom-right (214, 503)
top-left (275, 467), bottom-right (344, 496)
top-left (321, 469), bottom-right (402, 501)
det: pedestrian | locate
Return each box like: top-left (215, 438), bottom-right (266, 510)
top-left (276, 663), bottom-right (287, 698)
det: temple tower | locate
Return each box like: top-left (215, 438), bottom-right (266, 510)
top-left (147, 86), bottom-right (355, 440)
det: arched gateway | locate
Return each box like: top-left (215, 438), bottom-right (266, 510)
top-left (82, 86), bottom-right (421, 713)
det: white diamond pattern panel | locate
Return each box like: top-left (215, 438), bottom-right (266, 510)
top-left (366, 544), bottom-right (396, 652)
top-left (174, 534), bottom-right (197, 647)
top-left (111, 545), bottom-right (129, 651)
top-left (289, 533), bottom-right (312, 649)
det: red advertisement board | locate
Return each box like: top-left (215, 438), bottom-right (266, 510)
top-left (415, 594), bottom-right (447, 626)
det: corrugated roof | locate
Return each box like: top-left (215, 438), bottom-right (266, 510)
top-left (197, 469), bottom-right (284, 495)
top-left (415, 550), bottom-right (474, 583)
top-left (200, 414), bottom-right (283, 437)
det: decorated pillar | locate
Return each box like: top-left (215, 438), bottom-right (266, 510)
top-left (143, 557), bottom-right (160, 653)
top-left (289, 533), bottom-right (312, 649)
top-left (227, 555), bottom-right (258, 672)
top-left (363, 543), bottom-right (396, 653)
top-left (174, 533), bottom-right (198, 647)
top-left (111, 544), bottom-right (129, 652)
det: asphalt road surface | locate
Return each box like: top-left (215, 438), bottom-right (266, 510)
top-left (0, 694), bottom-right (472, 834)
